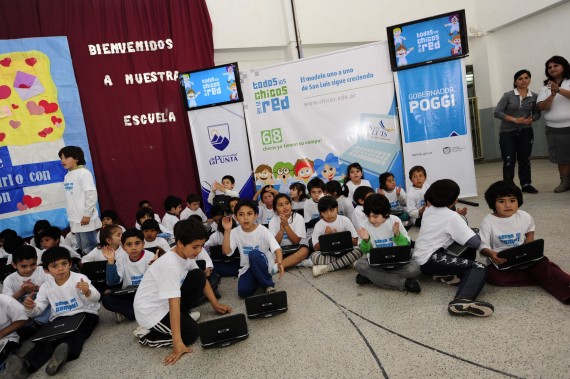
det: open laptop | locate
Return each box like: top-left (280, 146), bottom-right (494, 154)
top-left (368, 245), bottom-right (411, 269)
top-left (245, 291), bottom-right (288, 319)
top-left (198, 313), bottom-right (249, 348)
top-left (80, 261), bottom-right (107, 285)
top-left (494, 239), bottom-right (545, 271)
top-left (208, 245), bottom-right (240, 263)
top-left (32, 313), bottom-right (85, 342)
top-left (110, 285), bottom-right (138, 296)
top-left (319, 231), bottom-right (354, 256)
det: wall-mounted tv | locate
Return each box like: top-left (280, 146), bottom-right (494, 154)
top-left (179, 62), bottom-right (243, 111)
top-left (387, 10), bottom-right (469, 71)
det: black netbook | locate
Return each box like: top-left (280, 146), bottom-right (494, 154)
top-left (110, 285), bottom-right (138, 296)
top-left (198, 313), bottom-right (248, 348)
top-left (493, 239), bottom-right (545, 271)
top-left (81, 261), bottom-right (107, 285)
top-left (245, 291), bottom-right (288, 319)
top-left (280, 244), bottom-right (300, 256)
top-left (208, 245), bottom-right (240, 263)
top-left (32, 313), bottom-right (85, 342)
top-left (368, 245), bottom-right (411, 269)
top-left (318, 231), bottom-right (354, 256)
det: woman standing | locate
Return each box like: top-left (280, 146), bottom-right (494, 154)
top-left (494, 70), bottom-right (541, 193)
top-left (537, 56), bottom-right (570, 193)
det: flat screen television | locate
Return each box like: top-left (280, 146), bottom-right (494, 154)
top-left (179, 62), bottom-right (243, 111)
top-left (387, 10), bottom-right (469, 71)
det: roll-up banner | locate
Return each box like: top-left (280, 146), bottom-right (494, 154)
top-left (241, 42), bottom-right (405, 195)
top-left (394, 59), bottom-right (477, 197)
top-left (187, 102), bottom-right (254, 214)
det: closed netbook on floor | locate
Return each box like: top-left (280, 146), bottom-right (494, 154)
top-left (198, 313), bottom-right (248, 348)
top-left (32, 314), bottom-right (86, 342)
top-left (368, 245), bottom-right (411, 269)
top-left (319, 231), bottom-right (353, 256)
top-left (109, 285), bottom-right (138, 296)
top-left (81, 261), bottom-right (107, 285)
top-left (493, 239), bottom-right (545, 271)
top-left (245, 291), bottom-right (288, 318)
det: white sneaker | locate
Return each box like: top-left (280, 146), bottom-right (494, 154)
top-left (190, 311), bottom-right (201, 322)
top-left (298, 258), bottom-right (314, 268)
top-left (312, 265), bottom-right (329, 277)
top-left (133, 325), bottom-right (150, 338)
top-left (115, 312), bottom-right (126, 323)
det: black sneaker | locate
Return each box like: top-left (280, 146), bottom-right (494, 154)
top-left (522, 185), bottom-right (538, 194)
top-left (46, 342), bottom-right (69, 376)
top-left (432, 274), bottom-right (460, 285)
top-left (448, 299), bottom-right (494, 317)
top-left (355, 274), bottom-right (371, 285)
top-left (404, 278), bottom-right (421, 293)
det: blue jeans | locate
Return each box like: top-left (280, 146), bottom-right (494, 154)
top-left (237, 250), bottom-right (274, 298)
top-left (499, 128), bottom-right (534, 186)
top-left (75, 230), bottom-right (98, 255)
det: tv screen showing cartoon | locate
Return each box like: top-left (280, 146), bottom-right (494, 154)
top-left (179, 62), bottom-right (243, 111)
top-left (387, 10), bottom-right (469, 71)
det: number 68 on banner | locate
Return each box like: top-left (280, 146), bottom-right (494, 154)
top-left (261, 128), bottom-right (283, 145)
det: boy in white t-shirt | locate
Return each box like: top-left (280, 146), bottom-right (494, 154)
top-left (221, 199), bottom-right (284, 297)
top-left (413, 179), bottom-right (494, 317)
top-left (0, 294), bottom-right (28, 367)
top-left (58, 146), bottom-right (102, 255)
top-left (354, 194), bottom-right (421, 293)
top-left (134, 219), bottom-right (231, 365)
top-left (162, 195), bottom-right (183, 233)
top-left (256, 185), bottom-right (277, 225)
top-left (102, 229), bottom-right (156, 322)
top-left (405, 165), bottom-right (430, 227)
top-left (304, 178), bottom-right (326, 240)
top-left (310, 197), bottom-right (362, 277)
top-left (479, 180), bottom-right (570, 304)
top-left (39, 226), bottom-right (82, 263)
top-left (5, 247), bottom-right (100, 377)
top-left (352, 186), bottom-right (374, 229)
top-left (207, 175), bottom-right (239, 206)
top-left (180, 193), bottom-right (208, 222)
top-left (140, 219), bottom-right (171, 256)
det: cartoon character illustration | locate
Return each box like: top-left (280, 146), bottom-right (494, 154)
top-left (444, 14), bottom-right (460, 35)
top-left (273, 161), bottom-right (295, 193)
top-left (255, 164), bottom-right (275, 186)
top-left (181, 73), bottom-right (194, 91)
top-left (393, 27), bottom-right (406, 46)
top-left (293, 158), bottom-right (315, 183)
top-left (223, 65), bottom-right (236, 83)
top-left (228, 81), bottom-right (238, 100)
top-left (314, 153), bottom-right (344, 182)
top-left (448, 34), bottom-right (462, 55)
top-left (187, 89), bottom-right (201, 108)
top-left (395, 44), bottom-right (414, 67)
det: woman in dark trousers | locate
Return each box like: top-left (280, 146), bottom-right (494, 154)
top-left (494, 69), bottom-right (541, 193)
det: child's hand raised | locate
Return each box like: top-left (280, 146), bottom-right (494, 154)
top-left (396, 187), bottom-right (401, 196)
top-left (392, 222), bottom-right (400, 236)
top-left (102, 246), bottom-right (116, 262)
top-left (76, 278), bottom-right (90, 296)
top-left (356, 227), bottom-right (369, 241)
top-left (221, 216), bottom-right (233, 231)
top-left (23, 292), bottom-right (36, 309)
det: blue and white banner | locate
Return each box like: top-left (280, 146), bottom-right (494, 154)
top-left (394, 59), bottom-right (476, 196)
top-left (187, 102), bottom-right (254, 214)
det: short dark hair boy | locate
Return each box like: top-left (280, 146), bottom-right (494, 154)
top-left (484, 180), bottom-right (524, 211)
top-left (425, 179), bottom-right (460, 207)
top-left (317, 196), bottom-right (338, 213)
top-left (307, 177), bottom-right (326, 192)
top-left (58, 146), bottom-right (86, 165)
top-left (121, 228), bottom-right (145, 245)
top-left (164, 195), bottom-right (183, 212)
top-left (221, 175), bottom-right (235, 184)
top-left (363, 194), bottom-right (391, 217)
top-left (408, 165), bottom-right (427, 180)
top-left (141, 219), bottom-right (160, 232)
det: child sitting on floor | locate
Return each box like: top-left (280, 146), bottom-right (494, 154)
top-left (180, 193), bottom-right (208, 222)
top-left (0, 294), bottom-right (28, 367)
top-left (140, 219), bottom-right (170, 256)
top-left (289, 182), bottom-right (308, 211)
top-left (352, 186), bottom-right (375, 229)
top-left (377, 172), bottom-right (409, 223)
top-left (325, 180), bottom-right (355, 226)
top-left (81, 224), bottom-right (124, 263)
top-left (479, 180), bottom-right (570, 304)
top-left (161, 195), bottom-right (183, 233)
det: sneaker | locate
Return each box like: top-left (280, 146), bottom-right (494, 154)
top-left (355, 274), bottom-right (371, 285)
top-left (522, 184), bottom-right (538, 194)
top-left (133, 324), bottom-right (150, 338)
top-left (433, 274), bottom-right (460, 285)
top-left (312, 265), bottom-right (329, 277)
top-left (297, 258), bottom-right (314, 268)
top-left (448, 299), bottom-right (494, 317)
top-left (5, 355), bottom-right (30, 379)
top-left (190, 311), bottom-right (201, 322)
top-left (554, 176), bottom-right (570, 193)
top-left (45, 342), bottom-right (69, 376)
top-left (404, 278), bottom-right (421, 293)
top-left (115, 312), bottom-right (126, 323)
top-left (266, 286), bottom-right (276, 294)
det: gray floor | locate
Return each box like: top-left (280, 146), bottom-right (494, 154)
top-left (15, 160), bottom-right (570, 378)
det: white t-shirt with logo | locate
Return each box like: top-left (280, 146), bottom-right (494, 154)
top-left (312, 215), bottom-right (358, 247)
top-left (479, 210), bottom-right (535, 253)
top-left (2, 267), bottom-right (48, 298)
top-left (63, 167), bottom-right (102, 233)
top-left (359, 215), bottom-right (410, 247)
top-left (268, 213), bottom-right (307, 246)
top-left (228, 225), bottom-right (281, 277)
top-left (0, 294), bottom-right (28, 343)
top-left (116, 250), bottom-right (156, 288)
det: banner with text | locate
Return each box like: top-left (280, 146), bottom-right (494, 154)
top-left (241, 42), bottom-right (404, 194)
top-left (394, 59), bottom-right (476, 196)
top-left (0, 37), bottom-right (91, 236)
top-left (187, 102), bottom-right (254, 214)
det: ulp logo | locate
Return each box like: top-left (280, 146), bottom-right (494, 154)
top-left (443, 146), bottom-right (451, 155)
top-left (208, 123), bottom-right (230, 151)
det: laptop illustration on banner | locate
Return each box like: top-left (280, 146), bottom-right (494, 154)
top-left (339, 113), bottom-right (402, 177)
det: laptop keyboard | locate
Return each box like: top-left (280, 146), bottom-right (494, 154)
top-left (344, 146), bottom-right (391, 165)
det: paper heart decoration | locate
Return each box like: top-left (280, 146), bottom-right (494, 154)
top-left (0, 58), bottom-right (11, 67)
top-left (25, 57), bottom-right (37, 66)
top-left (0, 105), bottom-right (11, 118)
top-left (17, 202), bottom-right (29, 211)
top-left (38, 127), bottom-right (53, 138)
top-left (9, 120), bottom-right (21, 129)
top-left (0, 133), bottom-right (5, 142)
top-left (51, 116), bottom-right (62, 125)
top-left (26, 101), bottom-right (45, 115)
top-left (22, 195), bottom-right (42, 208)
top-left (11, 104), bottom-right (19, 109)
top-left (39, 100), bottom-right (58, 114)
top-left (0, 85), bottom-right (11, 99)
